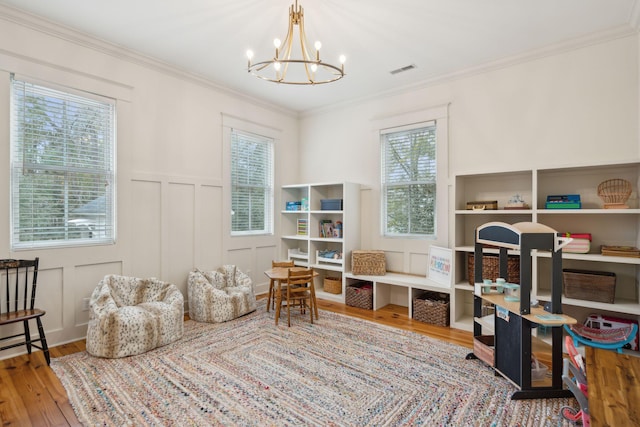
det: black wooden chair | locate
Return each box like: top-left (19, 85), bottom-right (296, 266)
top-left (0, 258), bottom-right (50, 365)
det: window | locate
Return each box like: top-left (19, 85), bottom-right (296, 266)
top-left (381, 122), bottom-right (436, 237)
top-left (10, 77), bottom-right (116, 249)
top-left (230, 129), bottom-right (274, 235)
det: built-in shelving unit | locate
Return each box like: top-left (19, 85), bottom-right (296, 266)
top-left (280, 182), bottom-right (360, 302)
top-left (452, 161), bottom-right (640, 334)
top-left (344, 272), bottom-right (450, 316)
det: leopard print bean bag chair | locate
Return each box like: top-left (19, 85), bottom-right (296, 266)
top-left (86, 275), bottom-right (184, 358)
top-left (188, 265), bottom-right (257, 323)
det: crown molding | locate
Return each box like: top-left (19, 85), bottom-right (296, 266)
top-left (0, 3), bottom-right (635, 120)
top-left (301, 23), bottom-right (638, 118)
top-left (0, 4), bottom-right (298, 118)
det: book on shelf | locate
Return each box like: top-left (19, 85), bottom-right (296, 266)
top-left (600, 245), bottom-right (640, 257)
top-left (319, 219), bottom-right (333, 238)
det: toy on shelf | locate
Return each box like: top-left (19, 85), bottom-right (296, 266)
top-left (503, 283), bottom-right (520, 302)
top-left (545, 194), bottom-right (581, 209)
top-left (480, 278), bottom-right (504, 294)
top-left (505, 194), bottom-right (530, 210)
top-left (583, 314), bottom-right (639, 351)
top-left (564, 319), bottom-right (638, 353)
top-left (479, 278), bottom-right (522, 302)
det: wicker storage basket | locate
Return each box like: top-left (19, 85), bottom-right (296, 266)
top-left (323, 277), bottom-right (342, 294)
top-left (473, 335), bottom-right (495, 366)
top-left (597, 178), bottom-right (632, 209)
top-left (563, 268), bottom-right (616, 303)
top-left (345, 282), bottom-right (373, 309)
top-left (413, 291), bottom-right (450, 326)
top-left (352, 250), bottom-right (386, 276)
top-left (467, 253), bottom-right (520, 285)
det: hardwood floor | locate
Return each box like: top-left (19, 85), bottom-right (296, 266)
top-left (0, 298), bottom-right (475, 426)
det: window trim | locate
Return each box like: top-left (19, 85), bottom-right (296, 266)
top-left (222, 114), bottom-right (279, 239)
top-left (381, 121), bottom-right (437, 238)
top-left (230, 128), bottom-right (274, 236)
top-left (9, 76), bottom-right (117, 250)
top-left (374, 105), bottom-right (449, 244)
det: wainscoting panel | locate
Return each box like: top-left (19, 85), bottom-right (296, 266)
top-left (256, 244), bottom-right (278, 289)
top-left (384, 250), bottom-right (404, 272)
top-left (167, 182), bottom-right (195, 294)
top-left (197, 184), bottom-right (223, 271)
top-left (409, 252), bottom-right (429, 276)
top-left (226, 247), bottom-right (252, 274)
top-left (130, 180), bottom-right (162, 279)
top-left (73, 261), bottom-right (123, 327)
top-left (38, 266), bottom-right (64, 332)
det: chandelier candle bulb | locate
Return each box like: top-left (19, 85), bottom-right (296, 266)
top-left (247, 0), bottom-right (346, 84)
top-left (246, 50), bottom-right (254, 68)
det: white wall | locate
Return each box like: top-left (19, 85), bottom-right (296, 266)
top-left (299, 34), bottom-right (639, 275)
top-left (0, 6), bottom-right (638, 355)
top-left (0, 7), bottom-right (299, 354)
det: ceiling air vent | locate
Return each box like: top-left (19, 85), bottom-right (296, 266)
top-left (390, 64), bottom-right (417, 75)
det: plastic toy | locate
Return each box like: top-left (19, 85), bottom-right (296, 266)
top-left (564, 321), bottom-right (638, 353)
top-left (560, 336), bottom-right (590, 426)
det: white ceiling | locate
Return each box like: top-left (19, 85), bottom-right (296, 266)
top-left (1, 0), bottom-right (638, 113)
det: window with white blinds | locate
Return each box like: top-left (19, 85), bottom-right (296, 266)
top-left (10, 76), bottom-right (116, 249)
top-left (231, 129), bottom-right (273, 235)
top-left (381, 122), bottom-right (436, 237)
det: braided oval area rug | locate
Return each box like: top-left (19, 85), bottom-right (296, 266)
top-left (52, 301), bottom-right (576, 426)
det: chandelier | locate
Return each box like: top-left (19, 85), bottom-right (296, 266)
top-left (246, 0), bottom-right (346, 85)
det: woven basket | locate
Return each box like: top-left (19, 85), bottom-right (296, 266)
top-left (467, 253), bottom-right (520, 285)
top-left (597, 178), bottom-right (632, 208)
top-left (345, 282), bottom-right (373, 309)
top-left (413, 291), bottom-right (450, 326)
top-left (352, 250), bottom-right (386, 276)
top-left (323, 277), bottom-right (342, 294)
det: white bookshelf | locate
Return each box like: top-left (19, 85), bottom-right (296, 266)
top-left (280, 182), bottom-right (360, 303)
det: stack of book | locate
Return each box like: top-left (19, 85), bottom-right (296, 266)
top-left (319, 219), bottom-right (334, 238)
top-left (600, 245), bottom-right (640, 257)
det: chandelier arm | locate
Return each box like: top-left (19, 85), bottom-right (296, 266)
top-left (246, 0), bottom-right (345, 85)
top-left (278, 3), bottom-right (298, 82)
top-left (297, 7), bottom-right (316, 82)
top-left (253, 62), bottom-right (272, 73)
top-left (248, 60), bottom-right (344, 84)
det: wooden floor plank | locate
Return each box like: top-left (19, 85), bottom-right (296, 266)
top-left (0, 359), bottom-right (28, 427)
top-left (37, 357), bottom-right (83, 427)
top-left (12, 354), bottom-right (70, 427)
